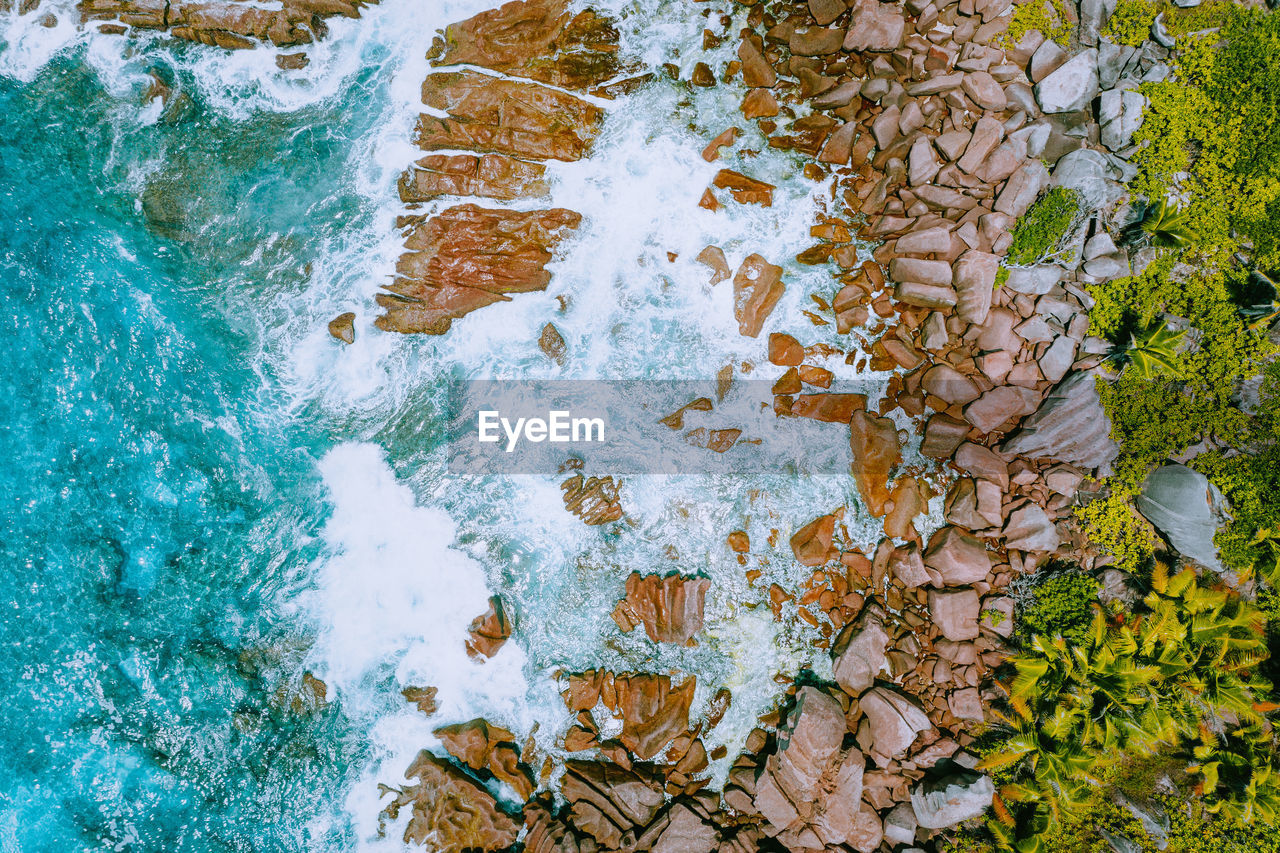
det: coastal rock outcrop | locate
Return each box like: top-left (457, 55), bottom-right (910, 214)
top-left (378, 750), bottom-right (520, 851)
top-left (612, 572), bottom-right (710, 646)
top-left (378, 205), bottom-right (581, 334)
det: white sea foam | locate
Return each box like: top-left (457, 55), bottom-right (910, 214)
top-left (0, 0), bottom-right (81, 81)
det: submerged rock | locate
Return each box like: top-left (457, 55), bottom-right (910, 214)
top-left (561, 474), bottom-right (623, 524)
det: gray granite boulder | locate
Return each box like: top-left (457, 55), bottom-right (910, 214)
top-left (1136, 464), bottom-right (1230, 571)
top-left (1099, 88), bottom-right (1147, 151)
top-left (1035, 49), bottom-right (1100, 113)
top-left (1001, 371), bottom-right (1120, 474)
top-left (1052, 148), bottom-right (1119, 210)
top-left (911, 767), bottom-right (995, 829)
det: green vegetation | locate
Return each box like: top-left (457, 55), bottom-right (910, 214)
top-left (1108, 322), bottom-right (1187, 380)
top-left (1131, 7), bottom-right (1280, 268)
top-left (1128, 197), bottom-right (1194, 250)
top-left (979, 567), bottom-right (1277, 851)
top-left (1018, 570), bottom-right (1099, 644)
top-left (1004, 188), bottom-right (1083, 267)
top-left (1000, 0), bottom-right (1074, 48)
top-left (964, 8), bottom-right (1280, 852)
top-left (1104, 0), bottom-right (1163, 47)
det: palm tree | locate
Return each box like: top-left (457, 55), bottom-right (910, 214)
top-left (1108, 322), bottom-right (1187, 380)
top-left (1126, 197), bottom-right (1194, 249)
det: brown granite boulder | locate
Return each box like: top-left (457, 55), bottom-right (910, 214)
top-left (754, 687), bottom-right (867, 848)
top-left (791, 513), bottom-right (836, 567)
top-left (379, 750), bottom-right (520, 851)
top-left (843, 0), bottom-right (904, 51)
top-left (327, 312), bottom-right (355, 344)
top-left (859, 686), bottom-right (932, 761)
top-left (612, 572), bottom-right (710, 646)
top-left (379, 205), bottom-right (580, 334)
top-left (733, 254), bottom-right (785, 337)
top-left (923, 527), bottom-right (991, 586)
top-left (850, 410), bottom-right (901, 516)
top-left (928, 588), bottom-right (981, 641)
top-left (466, 596), bottom-right (511, 659)
top-left (832, 615), bottom-right (889, 696)
top-left (429, 0), bottom-right (628, 92)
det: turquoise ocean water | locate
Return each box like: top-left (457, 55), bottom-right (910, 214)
top-left (0, 45), bottom-right (390, 849)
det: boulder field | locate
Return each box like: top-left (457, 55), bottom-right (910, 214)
top-left (85, 0), bottom-right (1164, 847)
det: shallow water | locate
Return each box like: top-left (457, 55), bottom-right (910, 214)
top-left (0, 0), bottom-right (897, 847)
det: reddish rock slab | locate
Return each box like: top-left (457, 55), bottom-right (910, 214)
top-left (379, 750), bottom-right (520, 851)
top-left (713, 169), bottom-right (775, 206)
top-left (428, 0), bottom-right (628, 92)
top-left (612, 572), bottom-right (710, 646)
top-left (416, 70), bottom-right (604, 162)
top-left (379, 205), bottom-right (580, 334)
top-left (81, 0), bottom-right (369, 49)
top-left (434, 718), bottom-right (535, 800)
top-left (560, 760), bottom-right (665, 848)
top-left (733, 254), bottom-right (785, 337)
top-left (843, 0), bottom-right (904, 51)
top-left (754, 687), bottom-right (866, 847)
top-left (399, 153), bottom-right (549, 202)
top-left (850, 410), bottom-right (901, 516)
top-left (768, 332), bottom-right (805, 366)
top-left (792, 393), bottom-right (867, 423)
top-left (859, 686), bottom-right (932, 761)
top-left (613, 673), bottom-right (696, 760)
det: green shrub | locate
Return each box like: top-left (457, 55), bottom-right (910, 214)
top-left (1005, 187), bottom-right (1083, 266)
top-left (1020, 569), bottom-right (1101, 642)
top-left (999, 0), bottom-right (1074, 48)
top-left (1165, 795), bottom-right (1280, 853)
top-left (1132, 7), bottom-right (1280, 268)
top-left (1105, 0), bottom-right (1163, 47)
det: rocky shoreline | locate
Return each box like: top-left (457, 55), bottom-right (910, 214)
top-left (352, 0), bottom-right (1148, 848)
top-left (77, 0), bottom-right (1196, 848)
